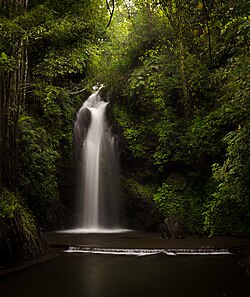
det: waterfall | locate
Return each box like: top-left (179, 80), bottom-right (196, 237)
top-left (74, 85), bottom-right (122, 232)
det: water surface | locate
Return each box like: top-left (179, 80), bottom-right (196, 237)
top-left (0, 254), bottom-right (249, 297)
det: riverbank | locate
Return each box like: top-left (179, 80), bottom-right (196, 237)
top-left (0, 253), bottom-right (59, 277)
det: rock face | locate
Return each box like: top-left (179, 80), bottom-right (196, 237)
top-left (0, 189), bottom-right (50, 268)
top-left (0, 210), bottom-right (50, 268)
top-left (161, 217), bottom-right (185, 239)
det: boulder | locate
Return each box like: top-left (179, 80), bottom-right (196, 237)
top-left (161, 217), bottom-right (185, 239)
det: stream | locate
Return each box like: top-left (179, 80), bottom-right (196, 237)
top-left (0, 250), bottom-right (249, 297)
top-left (0, 231), bottom-right (250, 297)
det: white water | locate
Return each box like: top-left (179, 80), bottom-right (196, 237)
top-left (74, 85), bottom-right (122, 232)
top-left (65, 247), bottom-right (231, 256)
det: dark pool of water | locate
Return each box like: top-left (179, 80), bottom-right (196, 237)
top-left (0, 254), bottom-right (249, 297)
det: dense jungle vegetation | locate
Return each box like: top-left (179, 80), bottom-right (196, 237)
top-left (0, 0), bottom-right (249, 265)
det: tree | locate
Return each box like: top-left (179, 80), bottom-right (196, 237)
top-left (0, 0), bottom-right (29, 189)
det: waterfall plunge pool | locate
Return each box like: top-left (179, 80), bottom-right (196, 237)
top-left (0, 253), bottom-right (249, 297)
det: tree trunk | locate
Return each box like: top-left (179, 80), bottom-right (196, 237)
top-left (0, 0), bottom-right (29, 189)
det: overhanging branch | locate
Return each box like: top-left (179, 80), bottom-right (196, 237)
top-left (69, 88), bottom-right (86, 95)
top-left (106, 0), bottom-right (115, 29)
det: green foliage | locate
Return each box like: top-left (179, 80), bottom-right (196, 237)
top-left (153, 175), bottom-right (215, 234)
top-left (153, 109), bottom-right (184, 168)
top-left (186, 111), bottom-right (227, 160)
top-left (91, 0), bottom-right (250, 237)
top-left (0, 189), bottom-right (37, 235)
top-left (0, 52), bottom-right (16, 71)
top-left (0, 190), bottom-right (20, 219)
top-left (204, 122), bottom-right (250, 236)
top-left (35, 46), bottom-right (87, 79)
top-left (18, 115), bottom-right (60, 226)
top-left (25, 0), bottom-right (109, 161)
top-left (31, 82), bottom-right (76, 156)
top-left (202, 30), bottom-right (250, 235)
top-left (153, 181), bottom-right (187, 219)
top-left (113, 105), bottom-right (148, 157)
top-left (0, 189), bottom-right (48, 266)
top-left (123, 177), bottom-right (156, 201)
top-left (120, 177), bottom-right (160, 230)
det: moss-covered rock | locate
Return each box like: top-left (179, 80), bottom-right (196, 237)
top-left (0, 190), bottom-right (49, 267)
top-left (120, 177), bottom-right (162, 231)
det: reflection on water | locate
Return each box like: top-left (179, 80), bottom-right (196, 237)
top-left (0, 254), bottom-right (249, 297)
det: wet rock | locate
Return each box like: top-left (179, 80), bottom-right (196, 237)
top-left (79, 106), bottom-right (91, 128)
top-left (161, 217), bottom-right (185, 239)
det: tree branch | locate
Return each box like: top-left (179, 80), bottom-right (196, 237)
top-left (106, 0), bottom-right (115, 29)
top-left (69, 88), bottom-right (86, 95)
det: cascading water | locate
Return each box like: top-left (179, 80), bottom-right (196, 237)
top-left (74, 85), bottom-right (123, 232)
